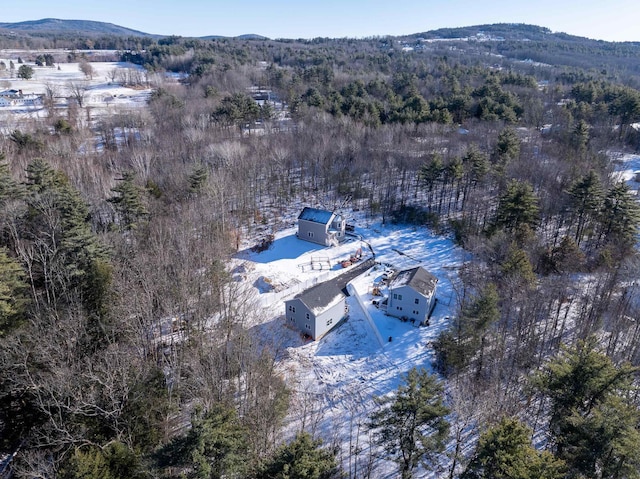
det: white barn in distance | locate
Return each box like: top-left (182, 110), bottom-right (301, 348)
top-left (297, 207), bottom-right (346, 247)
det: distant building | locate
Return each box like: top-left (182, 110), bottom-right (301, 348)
top-left (0, 89), bottom-right (20, 99)
top-left (285, 259), bottom-right (374, 340)
top-left (297, 207), bottom-right (346, 247)
top-left (384, 266), bottom-right (438, 325)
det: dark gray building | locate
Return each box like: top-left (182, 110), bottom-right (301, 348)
top-left (297, 207), bottom-right (346, 247)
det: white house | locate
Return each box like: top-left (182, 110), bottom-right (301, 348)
top-left (384, 266), bottom-right (438, 325)
top-left (297, 207), bottom-right (346, 247)
top-left (285, 259), bottom-right (374, 340)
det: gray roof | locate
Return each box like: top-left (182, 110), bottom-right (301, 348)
top-left (292, 258), bottom-right (375, 313)
top-left (389, 266), bottom-right (438, 296)
top-left (298, 207), bottom-right (334, 224)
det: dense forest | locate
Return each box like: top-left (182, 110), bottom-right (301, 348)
top-left (1, 22), bottom-right (640, 478)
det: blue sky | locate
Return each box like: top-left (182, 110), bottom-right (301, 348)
top-left (3, 0), bottom-right (639, 42)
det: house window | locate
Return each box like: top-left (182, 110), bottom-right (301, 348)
top-left (289, 317), bottom-right (294, 322)
top-left (393, 293), bottom-right (397, 299)
top-left (414, 298), bottom-right (419, 304)
top-left (397, 306), bottom-right (403, 311)
top-left (308, 231), bottom-right (314, 238)
top-left (326, 318), bottom-right (333, 326)
top-left (288, 305), bottom-right (292, 312)
top-left (306, 313), bottom-right (310, 320)
top-left (305, 324), bottom-right (311, 330)
top-left (398, 294), bottom-right (402, 300)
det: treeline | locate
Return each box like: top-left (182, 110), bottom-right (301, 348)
top-left (0, 26), bottom-right (639, 478)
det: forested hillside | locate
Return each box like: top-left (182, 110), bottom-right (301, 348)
top-left (1, 23), bottom-right (640, 478)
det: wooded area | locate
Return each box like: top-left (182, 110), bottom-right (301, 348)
top-left (1, 23), bottom-right (640, 478)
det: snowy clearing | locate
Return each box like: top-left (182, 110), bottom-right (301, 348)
top-left (233, 217), bottom-right (465, 476)
top-left (0, 57), bottom-right (153, 125)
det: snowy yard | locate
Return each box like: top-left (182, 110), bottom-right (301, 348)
top-left (234, 218), bottom-right (465, 475)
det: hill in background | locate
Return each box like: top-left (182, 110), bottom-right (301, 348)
top-left (0, 18), bottom-right (154, 37)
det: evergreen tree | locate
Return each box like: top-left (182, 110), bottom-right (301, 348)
top-left (0, 158), bottom-right (23, 207)
top-left (494, 128), bottom-right (521, 172)
top-left (157, 405), bottom-right (249, 479)
top-left (572, 119), bottom-right (590, 153)
top-left (22, 159), bottom-right (110, 319)
top-left (0, 247), bottom-right (29, 336)
top-left (189, 164), bottom-right (209, 194)
top-left (567, 170), bottom-right (604, 246)
top-left (599, 181), bottom-right (640, 249)
top-left (419, 155), bottom-right (444, 208)
top-left (61, 442), bottom-right (144, 479)
top-left (108, 172), bottom-right (149, 230)
top-left (535, 338), bottom-right (640, 479)
top-left (17, 64), bottom-right (34, 80)
top-left (368, 367), bottom-right (449, 479)
top-left (256, 432), bottom-right (341, 479)
top-left (462, 417), bottom-right (565, 479)
top-left (501, 245), bottom-right (536, 289)
top-left (434, 283), bottom-right (500, 376)
top-left (493, 180), bottom-right (539, 236)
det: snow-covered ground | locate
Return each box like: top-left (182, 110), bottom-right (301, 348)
top-left (612, 152), bottom-right (640, 193)
top-left (0, 58), bottom-right (153, 124)
top-left (234, 218), bottom-right (464, 476)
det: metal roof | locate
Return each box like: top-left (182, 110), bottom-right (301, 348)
top-left (298, 207), bottom-right (334, 224)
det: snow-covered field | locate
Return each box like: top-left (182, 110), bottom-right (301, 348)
top-left (234, 218), bottom-right (464, 476)
top-left (0, 57), bottom-right (153, 125)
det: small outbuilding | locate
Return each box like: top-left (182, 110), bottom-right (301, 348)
top-left (297, 207), bottom-right (346, 247)
top-left (385, 266), bottom-right (438, 325)
top-left (285, 259), bottom-right (374, 340)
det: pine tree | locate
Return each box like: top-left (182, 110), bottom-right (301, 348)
top-left (493, 127), bottom-right (520, 172)
top-left (0, 157), bottom-right (23, 206)
top-left (494, 180), bottom-right (539, 235)
top-left (155, 404), bottom-right (249, 479)
top-left (189, 165), bottom-right (209, 194)
top-left (462, 417), bottom-right (565, 479)
top-left (434, 284), bottom-right (500, 376)
top-left (599, 181), bottom-right (640, 250)
top-left (567, 170), bottom-right (604, 246)
top-left (0, 247), bottom-right (29, 336)
top-left (368, 367), bottom-right (449, 479)
top-left (22, 159), bottom-right (110, 318)
top-left (501, 245), bottom-right (536, 288)
top-left (256, 432), bottom-right (341, 479)
top-left (108, 172), bottom-right (149, 230)
top-left (534, 338), bottom-right (640, 479)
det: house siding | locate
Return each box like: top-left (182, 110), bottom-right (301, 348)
top-left (314, 298), bottom-right (347, 340)
top-left (297, 207), bottom-right (346, 247)
top-left (298, 219), bottom-right (330, 246)
top-left (387, 285), bottom-right (435, 324)
top-left (285, 296), bottom-right (346, 340)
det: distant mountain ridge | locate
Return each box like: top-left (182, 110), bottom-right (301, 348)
top-left (0, 18), bottom-right (267, 40)
top-left (0, 18), bottom-right (154, 37)
top-left (0, 18), bottom-right (637, 44)
top-left (409, 23), bottom-right (639, 44)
